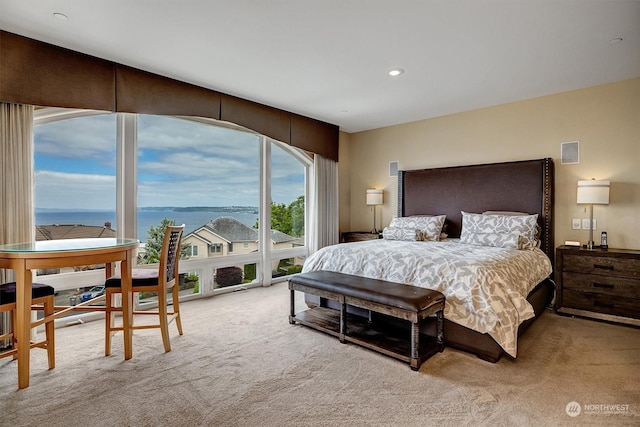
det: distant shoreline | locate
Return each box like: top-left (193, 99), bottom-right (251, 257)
top-left (37, 206), bottom-right (258, 213)
top-left (35, 209), bottom-right (259, 243)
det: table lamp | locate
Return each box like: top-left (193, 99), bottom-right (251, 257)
top-left (577, 179), bottom-right (610, 249)
top-left (366, 189), bottom-right (383, 233)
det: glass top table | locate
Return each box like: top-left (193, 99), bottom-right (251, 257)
top-left (0, 238), bottom-right (138, 252)
top-left (0, 238), bottom-right (139, 389)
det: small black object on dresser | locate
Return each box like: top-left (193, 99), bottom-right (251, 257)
top-left (555, 245), bottom-right (640, 327)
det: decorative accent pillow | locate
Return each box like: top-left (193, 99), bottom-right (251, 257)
top-left (382, 227), bottom-right (422, 241)
top-left (483, 210), bottom-right (542, 242)
top-left (460, 231), bottom-right (520, 249)
top-left (461, 211), bottom-right (539, 249)
top-left (389, 215), bottom-right (446, 241)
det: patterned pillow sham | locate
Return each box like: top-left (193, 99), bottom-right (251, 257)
top-left (460, 231), bottom-right (520, 249)
top-left (483, 210), bottom-right (542, 242)
top-left (461, 211), bottom-right (539, 250)
top-left (382, 227), bottom-right (422, 241)
top-left (388, 215), bottom-right (446, 241)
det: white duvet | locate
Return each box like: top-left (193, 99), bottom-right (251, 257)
top-left (302, 239), bottom-right (552, 357)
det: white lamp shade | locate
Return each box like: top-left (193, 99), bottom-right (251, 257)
top-left (577, 180), bottom-right (610, 205)
top-left (366, 189), bottom-right (383, 205)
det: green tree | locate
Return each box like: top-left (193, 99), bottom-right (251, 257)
top-left (271, 202), bottom-right (292, 235)
top-left (253, 196), bottom-right (305, 237)
top-left (139, 218), bottom-right (190, 264)
top-left (289, 195), bottom-right (305, 237)
top-left (244, 263), bottom-right (256, 282)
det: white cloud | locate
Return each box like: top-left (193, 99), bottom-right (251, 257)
top-left (35, 115), bottom-right (116, 163)
top-left (35, 170), bottom-right (116, 210)
top-left (35, 113), bottom-right (307, 209)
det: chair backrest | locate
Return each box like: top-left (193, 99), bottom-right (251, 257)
top-left (159, 224), bottom-right (185, 289)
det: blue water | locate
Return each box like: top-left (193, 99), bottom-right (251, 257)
top-left (36, 210), bottom-right (259, 243)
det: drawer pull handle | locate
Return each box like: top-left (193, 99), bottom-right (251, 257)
top-left (593, 264), bottom-right (614, 270)
top-left (593, 282), bottom-right (614, 289)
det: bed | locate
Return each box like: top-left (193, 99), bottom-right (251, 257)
top-left (303, 158), bottom-right (555, 362)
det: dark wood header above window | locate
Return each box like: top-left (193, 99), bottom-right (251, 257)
top-left (0, 31), bottom-right (338, 161)
top-left (221, 94), bottom-right (291, 144)
top-left (0, 31), bottom-right (115, 111)
top-left (291, 113), bottom-right (339, 161)
top-left (116, 65), bottom-right (221, 118)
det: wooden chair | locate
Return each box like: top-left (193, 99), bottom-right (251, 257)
top-left (104, 225), bottom-right (185, 356)
top-left (0, 282), bottom-right (55, 370)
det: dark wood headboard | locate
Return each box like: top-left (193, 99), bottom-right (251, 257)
top-left (398, 158), bottom-right (554, 262)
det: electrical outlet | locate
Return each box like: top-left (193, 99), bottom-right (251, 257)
top-left (582, 219), bottom-right (591, 230)
top-left (572, 218), bottom-right (581, 230)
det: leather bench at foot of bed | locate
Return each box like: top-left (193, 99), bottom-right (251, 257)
top-left (288, 270), bottom-right (445, 370)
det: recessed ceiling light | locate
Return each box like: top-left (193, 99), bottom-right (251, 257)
top-left (53, 12), bottom-right (68, 20)
top-left (389, 68), bottom-right (405, 77)
top-left (608, 37), bottom-right (623, 45)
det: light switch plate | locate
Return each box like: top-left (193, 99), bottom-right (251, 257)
top-left (572, 219), bottom-right (581, 230)
top-left (591, 219), bottom-right (597, 230)
top-left (582, 219), bottom-right (591, 230)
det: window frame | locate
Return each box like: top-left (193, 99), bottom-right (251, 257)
top-left (32, 108), bottom-right (312, 324)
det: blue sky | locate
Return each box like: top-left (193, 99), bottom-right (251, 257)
top-left (34, 114), bottom-right (306, 210)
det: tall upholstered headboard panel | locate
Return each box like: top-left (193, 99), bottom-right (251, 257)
top-left (398, 158), bottom-right (554, 262)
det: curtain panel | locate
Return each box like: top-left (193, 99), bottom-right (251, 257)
top-left (0, 102), bottom-right (34, 282)
top-left (310, 155), bottom-right (339, 252)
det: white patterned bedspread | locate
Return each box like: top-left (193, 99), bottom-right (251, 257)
top-left (302, 239), bottom-right (552, 357)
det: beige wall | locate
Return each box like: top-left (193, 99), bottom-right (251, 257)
top-left (340, 78), bottom-right (639, 250)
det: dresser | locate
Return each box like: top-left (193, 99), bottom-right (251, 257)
top-left (555, 245), bottom-right (640, 326)
top-left (341, 231), bottom-right (381, 243)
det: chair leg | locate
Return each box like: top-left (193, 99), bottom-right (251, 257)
top-left (44, 296), bottom-right (55, 369)
top-left (105, 289), bottom-right (113, 356)
top-left (159, 291), bottom-right (171, 353)
top-left (11, 307), bottom-right (17, 360)
top-left (172, 285), bottom-right (183, 336)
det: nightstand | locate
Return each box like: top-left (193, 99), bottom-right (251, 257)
top-left (341, 231), bottom-right (381, 243)
top-left (555, 245), bottom-right (640, 327)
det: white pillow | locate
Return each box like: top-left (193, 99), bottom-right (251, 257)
top-left (483, 210), bottom-right (542, 242)
top-left (461, 211), bottom-right (539, 249)
top-left (388, 215), bottom-right (446, 241)
top-left (382, 227), bottom-right (422, 241)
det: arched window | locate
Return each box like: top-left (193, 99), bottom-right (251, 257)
top-left (34, 108), bottom-right (311, 308)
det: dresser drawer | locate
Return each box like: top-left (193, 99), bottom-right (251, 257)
top-left (341, 232), bottom-right (381, 243)
top-left (562, 254), bottom-right (640, 279)
top-left (562, 272), bottom-right (640, 299)
top-left (563, 289), bottom-right (640, 319)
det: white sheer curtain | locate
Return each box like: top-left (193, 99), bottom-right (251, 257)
top-left (0, 102), bottom-right (35, 284)
top-left (310, 154), bottom-right (339, 252)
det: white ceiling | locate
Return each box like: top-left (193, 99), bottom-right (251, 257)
top-left (1, 1), bottom-right (639, 133)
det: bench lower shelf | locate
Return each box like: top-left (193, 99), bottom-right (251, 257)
top-left (290, 306), bottom-right (442, 369)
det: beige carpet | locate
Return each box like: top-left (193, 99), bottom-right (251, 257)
top-left (1, 281), bottom-right (638, 427)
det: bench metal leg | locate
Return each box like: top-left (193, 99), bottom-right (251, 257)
top-left (289, 288), bottom-right (296, 324)
top-left (339, 296), bottom-right (346, 343)
top-left (410, 321), bottom-right (419, 370)
top-left (436, 309), bottom-right (444, 352)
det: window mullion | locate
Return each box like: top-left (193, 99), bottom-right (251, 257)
top-left (117, 113), bottom-right (138, 240)
top-left (260, 138), bottom-right (272, 286)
